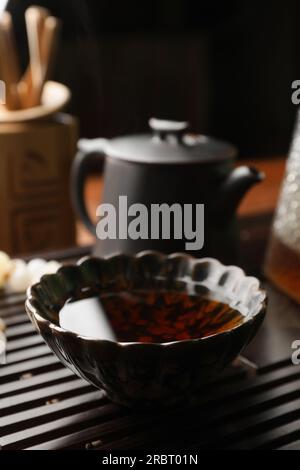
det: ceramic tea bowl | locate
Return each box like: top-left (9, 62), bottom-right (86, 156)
top-left (25, 252), bottom-right (266, 408)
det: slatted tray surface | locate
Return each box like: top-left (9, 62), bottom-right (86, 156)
top-left (0, 251), bottom-right (299, 450)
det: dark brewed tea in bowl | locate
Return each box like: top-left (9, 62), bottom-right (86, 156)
top-left (26, 252), bottom-right (266, 408)
top-left (59, 290), bottom-right (246, 344)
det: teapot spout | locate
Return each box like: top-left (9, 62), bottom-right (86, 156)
top-left (218, 166), bottom-right (264, 220)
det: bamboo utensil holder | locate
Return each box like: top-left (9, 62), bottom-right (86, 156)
top-left (0, 112), bottom-right (78, 255)
top-left (0, 8), bottom-right (78, 255)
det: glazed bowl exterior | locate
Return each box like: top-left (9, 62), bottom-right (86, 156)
top-left (25, 252), bottom-right (266, 408)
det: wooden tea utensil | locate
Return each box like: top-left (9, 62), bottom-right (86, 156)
top-left (41, 16), bottom-right (61, 83)
top-left (23, 6), bottom-right (48, 107)
top-left (0, 6), bottom-right (61, 111)
top-left (20, 7), bottom-right (60, 108)
top-left (0, 12), bottom-right (21, 110)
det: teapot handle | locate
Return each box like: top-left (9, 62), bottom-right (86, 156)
top-left (71, 139), bottom-right (109, 235)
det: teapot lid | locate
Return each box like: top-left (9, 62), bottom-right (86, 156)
top-left (105, 118), bottom-right (237, 164)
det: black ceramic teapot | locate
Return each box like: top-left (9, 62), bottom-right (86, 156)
top-left (71, 119), bottom-right (263, 263)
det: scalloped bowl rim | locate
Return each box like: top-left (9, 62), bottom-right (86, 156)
top-left (25, 251), bottom-right (267, 348)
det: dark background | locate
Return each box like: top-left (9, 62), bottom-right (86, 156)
top-left (6, 0), bottom-right (300, 157)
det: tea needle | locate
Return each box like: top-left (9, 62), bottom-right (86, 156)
top-left (40, 17), bottom-right (60, 93)
top-left (25, 7), bottom-right (49, 107)
top-left (0, 12), bottom-right (21, 109)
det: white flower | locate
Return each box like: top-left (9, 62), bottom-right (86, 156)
top-left (27, 259), bottom-right (47, 284)
top-left (28, 259), bottom-right (61, 284)
top-left (0, 252), bottom-right (13, 288)
top-left (6, 260), bottom-right (31, 293)
top-left (5, 257), bottom-right (62, 294)
top-left (43, 260), bottom-right (62, 275)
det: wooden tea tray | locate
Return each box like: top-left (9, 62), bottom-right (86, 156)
top-left (1, 215), bottom-right (300, 450)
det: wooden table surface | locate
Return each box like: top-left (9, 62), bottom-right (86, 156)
top-left (2, 156), bottom-right (299, 450)
top-left (2, 213), bottom-right (300, 450)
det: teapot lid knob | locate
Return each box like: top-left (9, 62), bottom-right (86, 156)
top-left (149, 118), bottom-right (189, 142)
